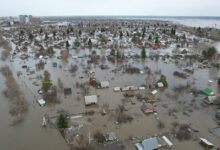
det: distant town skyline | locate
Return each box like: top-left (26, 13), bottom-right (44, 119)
top-left (0, 0), bottom-right (220, 17)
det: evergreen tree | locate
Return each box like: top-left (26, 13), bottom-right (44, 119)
top-left (66, 29), bottom-right (70, 35)
top-left (66, 41), bottom-right (70, 49)
top-left (155, 36), bottom-right (159, 44)
top-left (40, 28), bottom-right (43, 34)
top-left (28, 33), bottom-right (34, 41)
top-left (116, 50), bottom-right (120, 59)
top-left (148, 34), bottom-right (152, 41)
top-left (47, 46), bottom-right (54, 56)
top-left (78, 30), bottom-right (82, 36)
top-left (42, 71), bottom-right (52, 92)
top-left (53, 31), bottom-right (56, 37)
top-left (110, 48), bottom-right (116, 56)
top-left (88, 39), bottom-right (92, 49)
top-left (56, 114), bottom-right (68, 129)
top-left (142, 26), bottom-right (146, 38)
top-left (141, 48), bottom-right (146, 59)
top-left (45, 32), bottom-right (48, 41)
top-left (74, 38), bottom-right (81, 47)
top-left (120, 31), bottom-right (123, 39)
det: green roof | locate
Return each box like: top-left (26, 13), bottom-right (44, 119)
top-left (203, 88), bottom-right (214, 96)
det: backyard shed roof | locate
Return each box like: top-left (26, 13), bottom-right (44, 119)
top-left (38, 99), bottom-right (46, 107)
top-left (101, 81), bottom-right (110, 88)
top-left (203, 88), bottom-right (214, 96)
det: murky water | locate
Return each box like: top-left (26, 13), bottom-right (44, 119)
top-left (0, 48), bottom-right (69, 150)
top-left (0, 45), bottom-right (220, 150)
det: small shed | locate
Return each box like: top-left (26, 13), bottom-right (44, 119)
top-left (162, 136), bottom-right (173, 148)
top-left (100, 81), bottom-right (110, 88)
top-left (122, 86), bottom-right (138, 91)
top-left (72, 55), bottom-right (78, 59)
top-left (38, 99), bottom-right (46, 107)
top-left (157, 82), bottom-right (164, 88)
top-left (85, 95), bottom-right (98, 105)
top-left (203, 88), bottom-right (214, 96)
top-left (152, 90), bottom-right (158, 95)
top-left (113, 87), bottom-right (121, 92)
top-left (39, 55), bottom-right (43, 59)
top-left (139, 87), bottom-right (146, 90)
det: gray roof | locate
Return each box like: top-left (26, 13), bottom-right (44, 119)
top-left (135, 137), bottom-right (160, 150)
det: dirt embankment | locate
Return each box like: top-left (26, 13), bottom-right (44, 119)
top-left (0, 66), bottom-right (28, 125)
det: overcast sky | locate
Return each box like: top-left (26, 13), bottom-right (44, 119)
top-left (0, 0), bottom-right (220, 17)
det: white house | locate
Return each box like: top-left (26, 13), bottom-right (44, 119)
top-left (85, 95), bottom-right (98, 105)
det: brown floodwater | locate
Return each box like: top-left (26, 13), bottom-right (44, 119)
top-left (0, 46), bottom-right (220, 150)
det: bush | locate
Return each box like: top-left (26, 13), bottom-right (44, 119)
top-left (202, 47), bottom-right (216, 59)
top-left (158, 74), bottom-right (168, 87)
top-left (42, 76), bottom-right (52, 92)
top-left (74, 37), bottom-right (81, 47)
top-left (110, 48), bottom-right (116, 56)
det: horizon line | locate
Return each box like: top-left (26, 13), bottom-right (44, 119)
top-left (1, 15), bottom-right (220, 18)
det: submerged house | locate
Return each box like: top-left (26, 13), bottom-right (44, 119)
top-left (105, 132), bottom-right (117, 142)
top-left (141, 103), bottom-right (154, 114)
top-left (135, 137), bottom-right (161, 150)
top-left (122, 86), bottom-right (138, 92)
top-left (205, 96), bottom-right (216, 104)
top-left (64, 88), bottom-right (72, 95)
